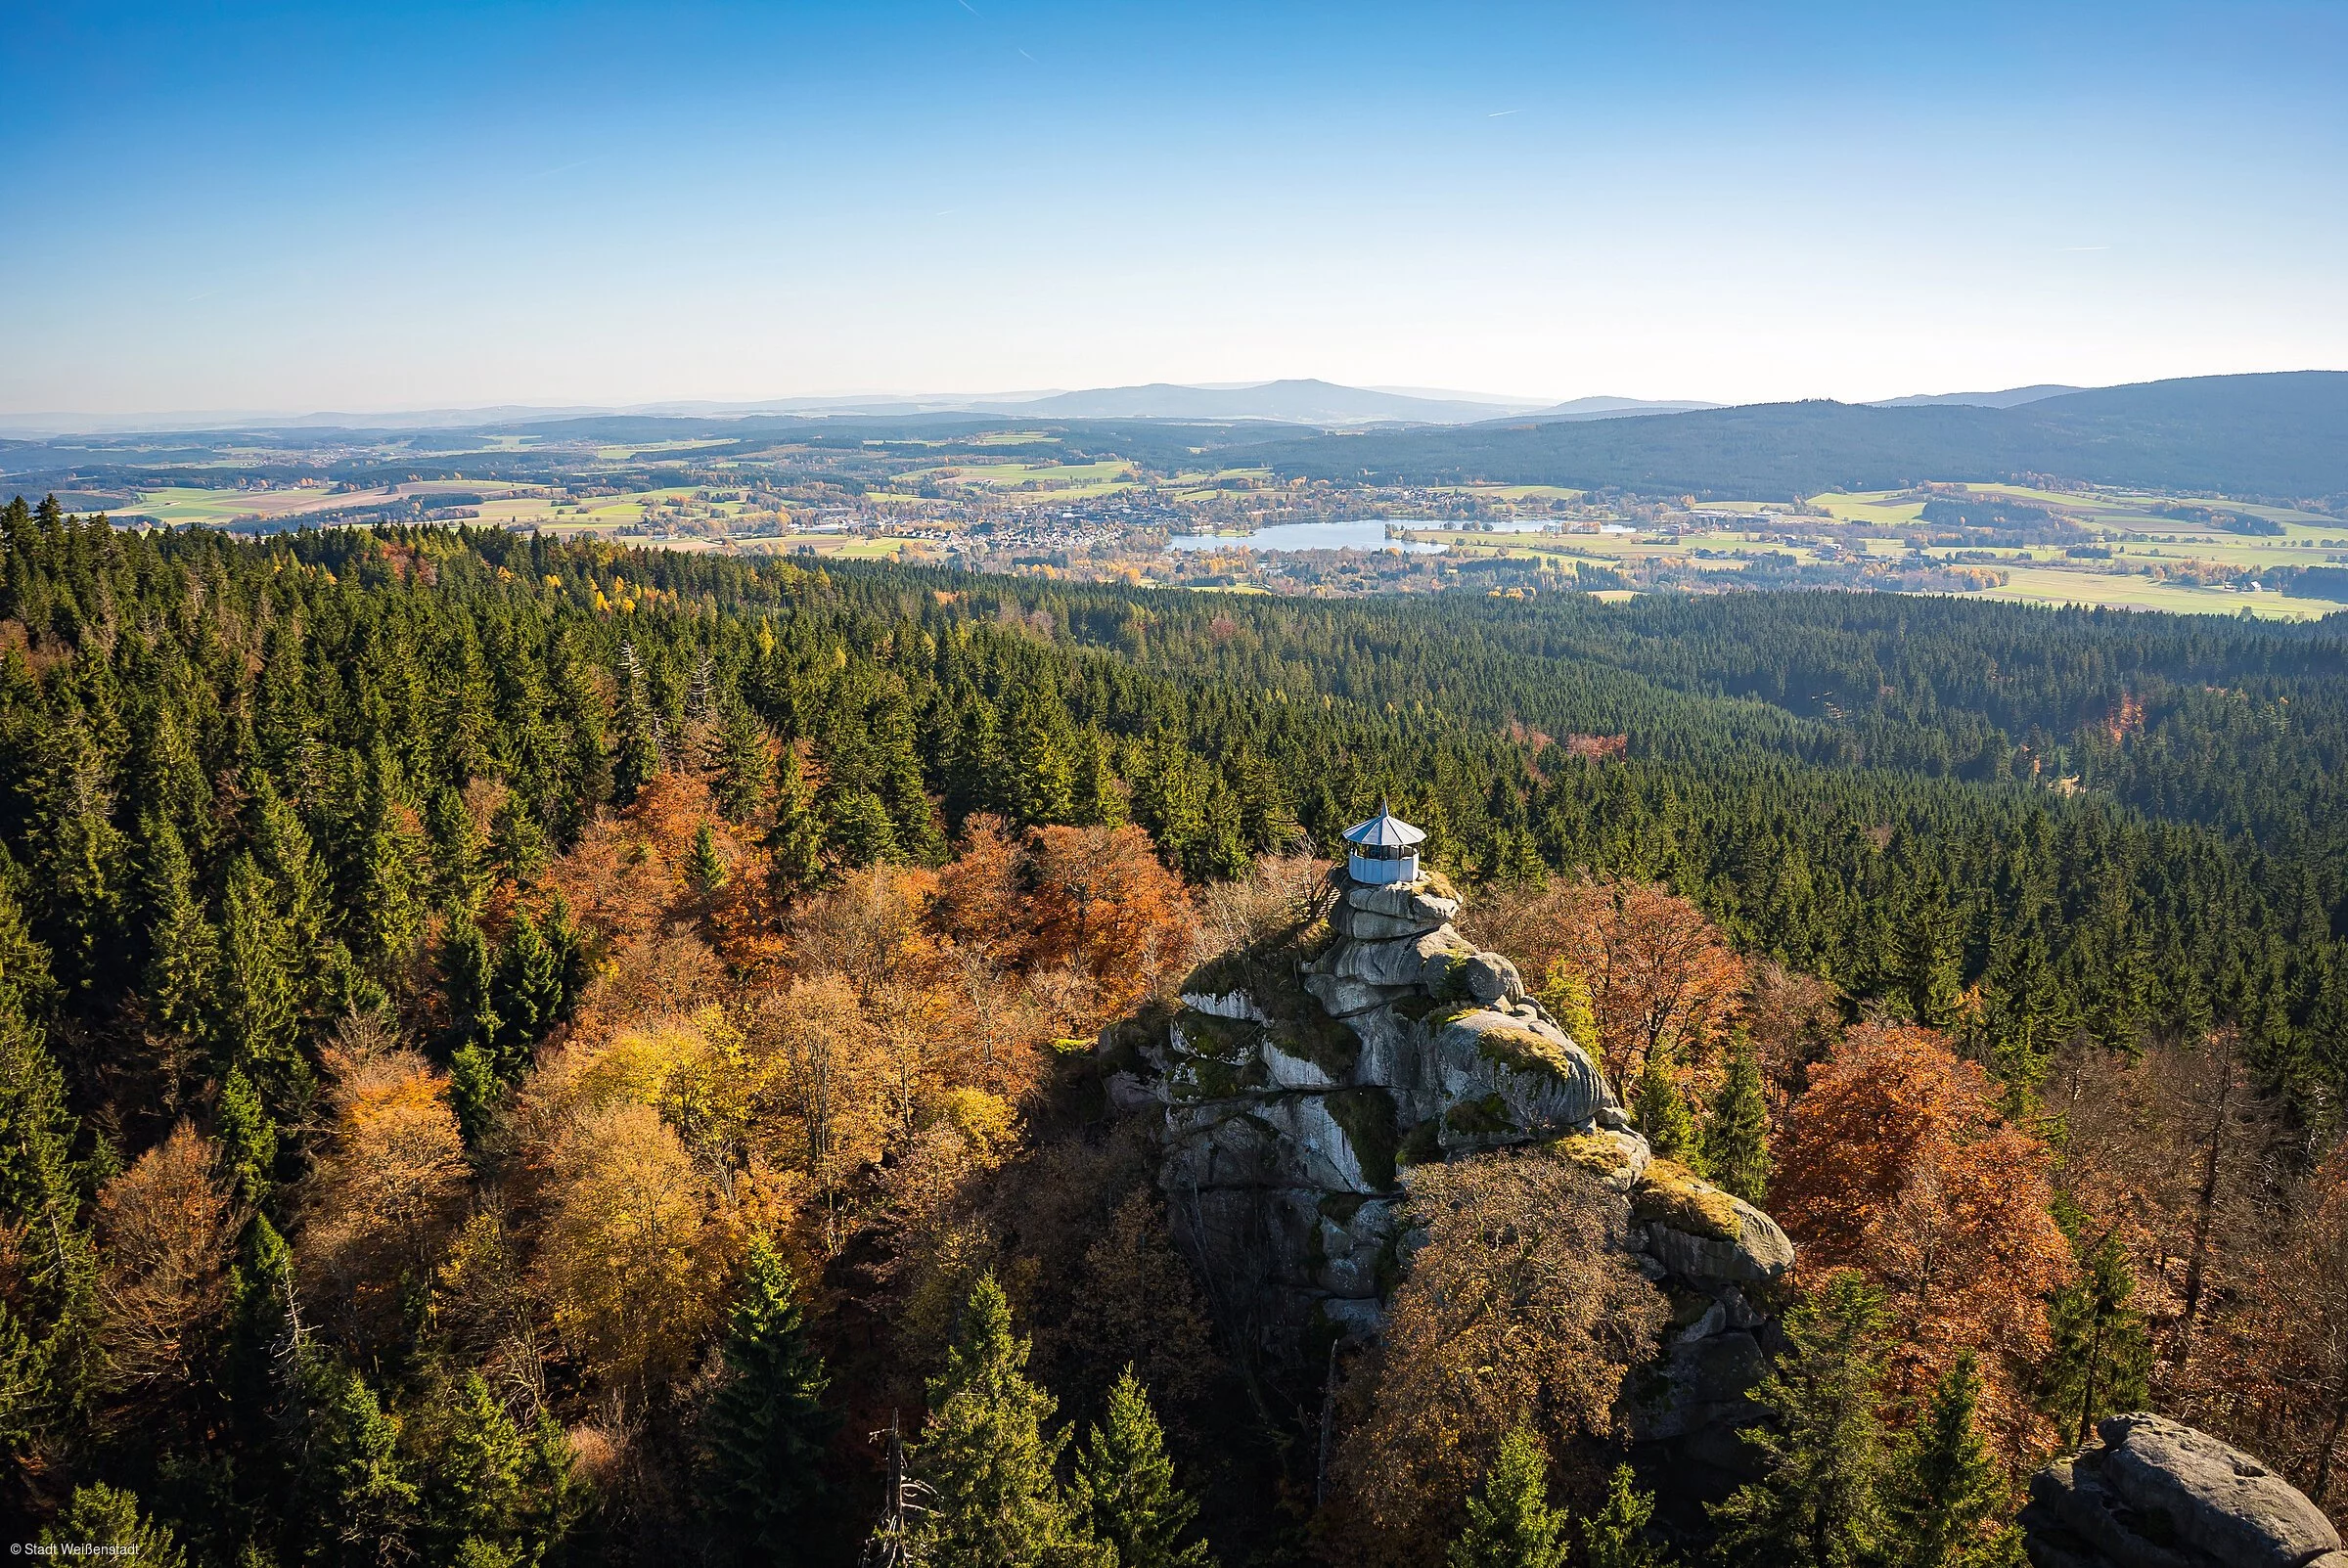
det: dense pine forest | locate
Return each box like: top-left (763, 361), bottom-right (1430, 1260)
top-left (9, 497), bottom-right (2348, 1563)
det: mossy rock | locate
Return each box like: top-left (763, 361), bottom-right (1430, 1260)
top-left (1423, 947), bottom-right (1473, 1003)
top-left (1175, 1008), bottom-right (1264, 1063)
top-left (1395, 1119), bottom-right (1442, 1169)
top-left (1473, 1022), bottom-right (1584, 1083)
top-left (1096, 998), bottom-right (1173, 1074)
top-left (1270, 1006), bottom-right (1361, 1080)
top-left (1178, 1053), bottom-right (1272, 1101)
top-left (1389, 995), bottom-right (1444, 1023)
top-left (1324, 1086), bottom-right (1401, 1191)
top-left (1425, 1002), bottom-right (1481, 1032)
top-left (1442, 1093), bottom-right (1516, 1137)
top-left (1553, 1131), bottom-right (1639, 1184)
top-left (1632, 1158), bottom-right (1744, 1245)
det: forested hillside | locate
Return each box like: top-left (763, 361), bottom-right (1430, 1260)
top-left (1244, 371), bottom-right (2348, 501)
top-left (8, 499), bottom-right (2348, 1562)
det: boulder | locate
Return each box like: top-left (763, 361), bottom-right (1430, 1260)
top-left (2023, 1414), bottom-right (2341, 1568)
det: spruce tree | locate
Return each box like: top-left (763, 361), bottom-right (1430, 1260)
top-left (42, 1483), bottom-right (189, 1566)
top-left (1582, 1464), bottom-right (1671, 1568)
top-left (715, 707), bottom-right (772, 822)
top-left (767, 744), bottom-right (827, 900)
top-left (217, 854), bottom-right (304, 1105)
top-left (543, 892), bottom-right (590, 1006)
top-left (427, 786), bottom-right (490, 914)
top-left (215, 1067), bottom-right (279, 1205)
top-left (492, 909), bottom-right (563, 1072)
top-left (35, 719), bottom-right (129, 996)
top-left (1070, 732), bottom-right (1127, 828)
top-left (440, 917), bottom-right (501, 1056)
top-left (1007, 692), bottom-right (1074, 827)
top-left (690, 821), bottom-right (729, 895)
top-left (0, 958), bottom-right (97, 1460)
top-left (422, 1371), bottom-right (527, 1562)
top-left (2040, 1232), bottom-right (2153, 1448)
top-left (1709, 1270), bottom-right (1889, 1568)
top-left (1445, 1427), bottom-right (1565, 1568)
top-left (909, 1272), bottom-right (1098, 1568)
top-left (1701, 1029), bottom-right (1770, 1205)
top-left (224, 1212), bottom-right (294, 1428)
top-left (488, 790), bottom-right (548, 888)
top-left (700, 1235), bottom-right (838, 1564)
top-left (1538, 961), bottom-right (1601, 1054)
top-left (1635, 1045), bottom-right (1700, 1171)
top-left (288, 1355), bottom-right (419, 1559)
top-left (141, 814), bottom-right (220, 1062)
top-left (1069, 1366), bottom-right (1211, 1568)
top-left (824, 788), bottom-right (899, 871)
top-left (251, 777), bottom-right (334, 1008)
top-left (1880, 1353), bottom-right (2026, 1568)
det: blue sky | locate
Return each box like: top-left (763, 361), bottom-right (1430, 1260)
top-left (4, 1), bottom-right (2344, 416)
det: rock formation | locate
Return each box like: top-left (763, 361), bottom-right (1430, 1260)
top-left (2024, 1414), bottom-right (2346, 1568)
top-left (1100, 862), bottom-right (1794, 1474)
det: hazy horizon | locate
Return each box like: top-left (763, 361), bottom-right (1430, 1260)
top-left (6, 1), bottom-right (2343, 418)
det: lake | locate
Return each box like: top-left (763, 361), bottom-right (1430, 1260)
top-left (1166, 519), bottom-right (1447, 554)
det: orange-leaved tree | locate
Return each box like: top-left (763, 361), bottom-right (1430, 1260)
top-left (1772, 1022), bottom-right (2072, 1459)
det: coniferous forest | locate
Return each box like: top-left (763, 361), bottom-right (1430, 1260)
top-left (12, 497), bottom-right (2348, 1563)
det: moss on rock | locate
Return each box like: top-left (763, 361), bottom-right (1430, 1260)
top-left (1395, 1119), bottom-right (1442, 1169)
top-left (1324, 1086), bottom-right (1401, 1190)
top-left (1472, 1021), bottom-right (1584, 1083)
top-left (1632, 1158), bottom-right (1744, 1244)
top-left (1553, 1130), bottom-right (1639, 1184)
top-left (1443, 1093), bottom-right (1516, 1137)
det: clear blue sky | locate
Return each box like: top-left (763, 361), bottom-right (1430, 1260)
top-left (5, 1), bottom-right (2344, 416)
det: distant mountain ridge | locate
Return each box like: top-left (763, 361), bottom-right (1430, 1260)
top-left (1872, 384), bottom-right (2082, 409)
top-left (971, 378), bottom-right (1535, 425)
top-left (1241, 371), bottom-right (2348, 501)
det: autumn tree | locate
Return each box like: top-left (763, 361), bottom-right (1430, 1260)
top-left (1331, 1151), bottom-right (1668, 1559)
top-left (93, 1122), bottom-right (241, 1399)
top-left (1771, 1023), bottom-right (2071, 1455)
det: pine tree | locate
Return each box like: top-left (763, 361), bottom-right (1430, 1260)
top-left (440, 917), bottom-right (502, 1056)
top-left (715, 707), bottom-right (772, 823)
top-left (1069, 1366), bottom-right (1211, 1568)
top-left (1881, 1353), bottom-right (2026, 1568)
top-left (2040, 1232), bottom-right (2153, 1448)
top-left (215, 1067), bottom-right (279, 1205)
top-left (1709, 1270), bottom-right (1889, 1568)
top-left (1581, 1464), bottom-right (1671, 1568)
top-left (690, 821), bottom-right (729, 895)
top-left (766, 744), bottom-right (827, 900)
top-left (1635, 1044), bottom-right (1700, 1171)
top-left (1446, 1427), bottom-right (1566, 1568)
top-left (41, 1483), bottom-right (189, 1567)
top-left (909, 1272), bottom-right (1099, 1568)
top-left (1701, 1029), bottom-right (1770, 1205)
top-left (700, 1235), bottom-right (838, 1564)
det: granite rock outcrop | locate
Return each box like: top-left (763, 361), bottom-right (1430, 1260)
top-left (1101, 865), bottom-right (1794, 1470)
top-left (2024, 1414), bottom-right (2346, 1568)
